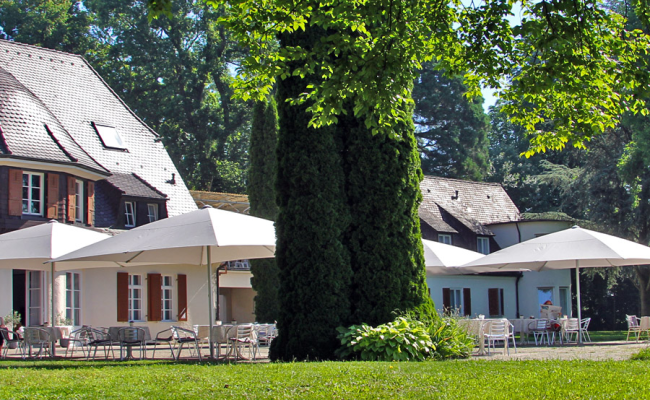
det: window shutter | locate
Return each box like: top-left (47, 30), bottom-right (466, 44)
top-left (177, 274), bottom-right (188, 321)
top-left (147, 273), bottom-right (162, 322)
top-left (47, 173), bottom-right (60, 219)
top-left (488, 288), bottom-right (499, 316)
top-left (7, 169), bottom-right (22, 216)
top-left (442, 288), bottom-right (451, 311)
top-left (67, 177), bottom-right (75, 222)
top-left (117, 272), bottom-right (129, 322)
top-left (463, 288), bottom-right (472, 316)
top-left (87, 182), bottom-right (95, 225)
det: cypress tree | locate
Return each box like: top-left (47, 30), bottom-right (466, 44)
top-left (248, 96), bottom-right (281, 323)
top-left (342, 97), bottom-right (436, 326)
top-left (270, 28), bottom-right (353, 361)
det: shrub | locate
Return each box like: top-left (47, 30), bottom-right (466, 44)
top-left (426, 317), bottom-right (474, 360)
top-left (336, 317), bottom-right (435, 361)
top-left (630, 348), bottom-right (650, 360)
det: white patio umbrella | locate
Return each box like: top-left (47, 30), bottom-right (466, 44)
top-left (462, 226), bottom-right (650, 342)
top-left (0, 220), bottom-right (109, 352)
top-left (52, 206), bottom-right (276, 358)
top-left (422, 239), bottom-right (485, 276)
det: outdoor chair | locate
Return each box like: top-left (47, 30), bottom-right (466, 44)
top-left (117, 327), bottom-right (146, 360)
top-left (0, 328), bottom-right (24, 359)
top-left (87, 328), bottom-right (115, 360)
top-left (626, 315), bottom-right (643, 342)
top-left (528, 319), bottom-right (551, 346)
top-left (64, 328), bottom-right (90, 358)
top-left (149, 328), bottom-right (176, 360)
top-left (483, 319), bottom-right (514, 355)
top-left (580, 318), bottom-right (592, 343)
top-left (228, 324), bottom-right (257, 360)
top-left (171, 326), bottom-right (202, 361)
top-left (23, 327), bottom-right (51, 359)
top-left (563, 318), bottom-right (581, 343)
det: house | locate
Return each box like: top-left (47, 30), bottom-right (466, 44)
top-left (420, 176), bottom-right (574, 319)
top-left (0, 40), bottom-right (253, 331)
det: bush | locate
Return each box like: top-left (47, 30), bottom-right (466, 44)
top-left (630, 348), bottom-right (650, 360)
top-left (426, 317), bottom-right (475, 360)
top-left (336, 317), bottom-right (434, 361)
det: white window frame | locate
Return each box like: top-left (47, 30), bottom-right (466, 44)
top-left (66, 272), bottom-right (82, 326)
top-left (438, 234), bottom-right (452, 245)
top-left (161, 275), bottom-right (173, 321)
top-left (75, 179), bottom-right (84, 223)
top-left (477, 236), bottom-right (490, 255)
top-left (22, 172), bottom-right (44, 216)
top-left (449, 288), bottom-right (463, 314)
top-left (559, 286), bottom-right (570, 317)
top-left (94, 124), bottom-right (127, 150)
top-left (147, 203), bottom-right (159, 223)
top-left (125, 201), bottom-right (136, 228)
top-left (128, 274), bottom-right (143, 321)
top-left (27, 271), bottom-right (47, 326)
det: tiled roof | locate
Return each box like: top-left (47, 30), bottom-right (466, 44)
top-left (106, 173), bottom-right (168, 200)
top-left (0, 40), bottom-right (196, 216)
top-left (0, 67), bottom-right (108, 175)
top-left (420, 176), bottom-right (520, 234)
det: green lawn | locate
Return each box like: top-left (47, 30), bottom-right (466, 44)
top-left (1, 357), bottom-right (649, 399)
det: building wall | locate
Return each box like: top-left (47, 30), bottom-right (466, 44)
top-left (0, 269), bottom-right (12, 319)
top-left (519, 269), bottom-right (573, 318)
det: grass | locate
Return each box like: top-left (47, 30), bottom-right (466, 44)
top-left (1, 357), bottom-right (650, 399)
top-left (588, 331), bottom-right (628, 342)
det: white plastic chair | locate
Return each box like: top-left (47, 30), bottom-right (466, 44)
top-left (528, 319), bottom-right (551, 346)
top-left (484, 319), bottom-right (515, 355)
top-left (626, 315), bottom-right (642, 342)
top-left (563, 318), bottom-right (580, 343)
top-left (580, 318), bottom-right (591, 343)
top-left (228, 324), bottom-right (257, 360)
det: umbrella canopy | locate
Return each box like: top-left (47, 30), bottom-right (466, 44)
top-left (0, 220), bottom-right (109, 270)
top-left (52, 206), bottom-right (276, 268)
top-left (461, 226), bottom-right (650, 271)
top-left (422, 239), bottom-right (485, 276)
top-left (53, 206), bottom-right (276, 359)
top-left (462, 226), bottom-right (650, 342)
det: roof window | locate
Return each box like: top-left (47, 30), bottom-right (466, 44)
top-left (93, 123), bottom-right (126, 150)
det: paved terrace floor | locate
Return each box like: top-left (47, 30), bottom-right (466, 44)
top-left (2, 341), bottom-right (648, 362)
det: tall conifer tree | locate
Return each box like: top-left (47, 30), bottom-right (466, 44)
top-left (248, 96), bottom-right (281, 323)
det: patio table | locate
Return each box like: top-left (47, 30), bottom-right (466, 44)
top-left (640, 317), bottom-right (650, 338)
top-left (210, 325), bottom-right (238, 359)
top-left (108, 326), bottom-right (151, 360)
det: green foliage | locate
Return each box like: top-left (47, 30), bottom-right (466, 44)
top-left (270, 28), bottom-right (353, 361)
top-left (412, 62), bottom-right (490, 180)
top-left (425, 317), bottom-right (475, 360)
top-left (3, 310), bottom-right (21, 330)
top-left (336, 317), bottom-right (435, 361)
top-left (248, 96), bottom-right (280, 323)
top-left (630, 348), bottom-right (650, 360)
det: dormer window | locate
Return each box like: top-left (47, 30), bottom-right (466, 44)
top-left (93, 123), bottom-right (126, 150)
top-left (124, 201), bottom-right (136, 228)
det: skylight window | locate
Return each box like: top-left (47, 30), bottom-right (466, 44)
top-left (93, 123), bottom-right (126, 150)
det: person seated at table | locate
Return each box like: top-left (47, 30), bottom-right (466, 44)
top-left (543, 300), bottom-right (553, 305)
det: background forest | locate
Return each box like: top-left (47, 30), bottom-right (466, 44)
top-left (1, 0), bottom-right (648, 330)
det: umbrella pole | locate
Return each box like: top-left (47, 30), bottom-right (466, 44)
top-left (576, 264), bottom-right (583, 344)
top-left (50, 262), bottom-right (56, 357)
top-left (207, 247), bottom-right (214, 359)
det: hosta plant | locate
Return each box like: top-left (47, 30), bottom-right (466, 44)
top-left (336, 317), bottom-right (435, 361)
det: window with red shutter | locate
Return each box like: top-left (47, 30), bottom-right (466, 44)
top-left (116, 272), bottom-right (129, 322)
top-left (147, 273), bottom-right (162, 322)
top-left (177, 274), bottom-right (188, 321)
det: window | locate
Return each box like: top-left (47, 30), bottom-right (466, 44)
top-left (28, 271), bottom-right (46, 326)
top-left (22, 172), bottom-right (44, 216)
top-left (125, 201), bottom-right (136, 227)
top-left (129, 274), bottom-right (143, 321)
top-left (559, 287), bottom-right (570, 317)
top-left (438, 234), bottom-right (452, 245)
top-left (147, 203), bottom-right (159, 223)
top-left (488, 288), bottom-right (505, 316)
top-left (477, 237), bottom-right (490, 255)
top-left (66, 272), bottom-right (81, 326)
top-left (161, 276), bottom-right (173, 321)
top-left (538, 287), bottom-right (554, 306)
top-left (93, 123), bottom-right (126, 150)
top-left (75, 180), bottom-right (84, 223)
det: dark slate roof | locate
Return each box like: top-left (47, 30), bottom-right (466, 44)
top-left (418, 207), bottom-right (457, 233)
top-left (0, 40), bottom-right (196, 216)
top-left (0, 67), bottom-right (108, 175)
top-left (420, 176), bottom-right (520, 235)
top-left (106, 173), bottom-right (168, 200)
